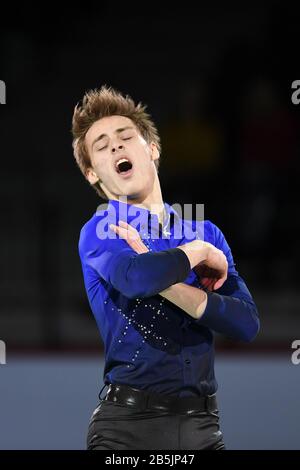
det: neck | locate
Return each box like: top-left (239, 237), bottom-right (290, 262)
top-left (112, 173), bottom-right (166, 225)
top-left (129, 173), bottom-right (166, 224)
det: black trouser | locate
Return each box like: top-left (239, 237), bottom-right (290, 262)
top-left (87, 399), bottom-right (225, 450)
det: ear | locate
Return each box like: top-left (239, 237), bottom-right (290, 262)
top-left (85, 167), bottom-right (99, 185)
top-left (150, 142), bottom-right (160, 162)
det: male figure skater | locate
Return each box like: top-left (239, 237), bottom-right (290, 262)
top-left (72, 86), bottom-right (259, 450)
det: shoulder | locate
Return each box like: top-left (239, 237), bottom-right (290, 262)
top-left (78, 213), bottom-right (99, 256)
top-left (204, 219), bottom-right (230, 249)
top-left (78, 203), bottom-right (116, 255)
top-left (204, 220), bottom-right (217, 244)
top-left (204, 220), bottom-right (237, 273)
top-left (185, 219), bottom-right (220, 244)
top-left (179, 218), bottom-right (220, 244)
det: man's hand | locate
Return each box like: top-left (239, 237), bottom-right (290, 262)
top-left (177, 240), bottom-right (228, 291)
top-left (109, 221), bottom-right (148, 254)
top-left (193, 264), bottom-right (220, 291)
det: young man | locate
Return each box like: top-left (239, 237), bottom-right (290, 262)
top-left (72, 86), bottom-right (259, 450)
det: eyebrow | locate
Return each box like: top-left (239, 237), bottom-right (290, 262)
top-left (92, 126), bottom-right (134, 148)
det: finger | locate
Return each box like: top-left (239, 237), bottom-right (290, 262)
top-left (128, 240), bottom-right (143, 252)
top-left (213, 278), bottom-right (222, 290)
top-left (214, 274), bottom-right (227, 290)
top-left (118, 220), bottom-right (140, 238)
top-left (115, 224), bottom-right (139, 242)
top-left (110, 224), bottom-right (149, 253)
top-left (118, 220), bottom-right (130, 227)
top-left (129, 238), bottom-right (149, 254)
top-left (135, 240), bottom-right (149, 253)
top-left (201, 277), bottom-right (211, 288)
top-left (200, 277), bottom-right (215, 292)
top-left (109, 223), bottom-right (117, 232)
top-left (209, 279), bottom-right (218, 291)
top-left (119, 220), bottom-right (134, 231)
top-left (109, 224), bottom-right (129, 240)
top-left (206, 278), bottom-right (216, 291)
top-left (135, 244), bottom-right (149, 254)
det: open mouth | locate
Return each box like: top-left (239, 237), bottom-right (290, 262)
top-left (115, 158), bottom-right (133, 174)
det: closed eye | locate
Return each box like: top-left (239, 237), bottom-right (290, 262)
top-left (96, 134), bottom-right (133, 151)
top-left (96, 145), bottom-right (108, 151)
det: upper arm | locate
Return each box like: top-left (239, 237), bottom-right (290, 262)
top-left (79, 217), bottom-right (137, 284)
top-left (209, 221), bottom-right (256, 305)
top-left (209, 221), bottom-right (238, 276)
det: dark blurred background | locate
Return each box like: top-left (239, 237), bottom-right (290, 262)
top-left (0, 2), bottom-right (300, 449)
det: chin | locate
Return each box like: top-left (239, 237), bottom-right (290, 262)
top-left (121, 184), bottom-right (150, 200)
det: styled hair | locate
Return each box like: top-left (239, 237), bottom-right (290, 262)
top-left (72, 85), bottom-right (161, 199)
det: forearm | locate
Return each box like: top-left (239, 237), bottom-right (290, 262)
top-left (110, 248), bottom-right (191, 298)
top-left (159, 275), bottom-right (259, 342)
top-left (196, 275), bottom-right (260, 342)
top-left (160, 283), bottom-right (208, 319)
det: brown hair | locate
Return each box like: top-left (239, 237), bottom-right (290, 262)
top-left (72, 85), bottom-right (161, 199)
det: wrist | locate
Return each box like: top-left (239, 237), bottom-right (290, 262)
top-left (177, 240), bottom-right (210, 269)
top-left (195, 290), bottom-right (208, 319)
top-left (194, 240), bottom-right (210, 259)
top-left (160, 284), bottom-right (175, 298)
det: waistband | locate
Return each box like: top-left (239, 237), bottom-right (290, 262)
top-left (103, 383), bottom-right (218, 414)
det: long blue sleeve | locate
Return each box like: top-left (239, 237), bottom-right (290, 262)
top-left (197, 274), bottom-right (260, 342)
top-left (79, 216), bottom-right (191, 299)
top-left (195, 222), bottom-right (260, 342)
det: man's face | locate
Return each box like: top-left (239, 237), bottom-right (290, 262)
top-left (85, 115), bottom-right (159, 200)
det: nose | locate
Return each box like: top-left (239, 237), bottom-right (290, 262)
top-left (111, 143), bottom-right (124, 153)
